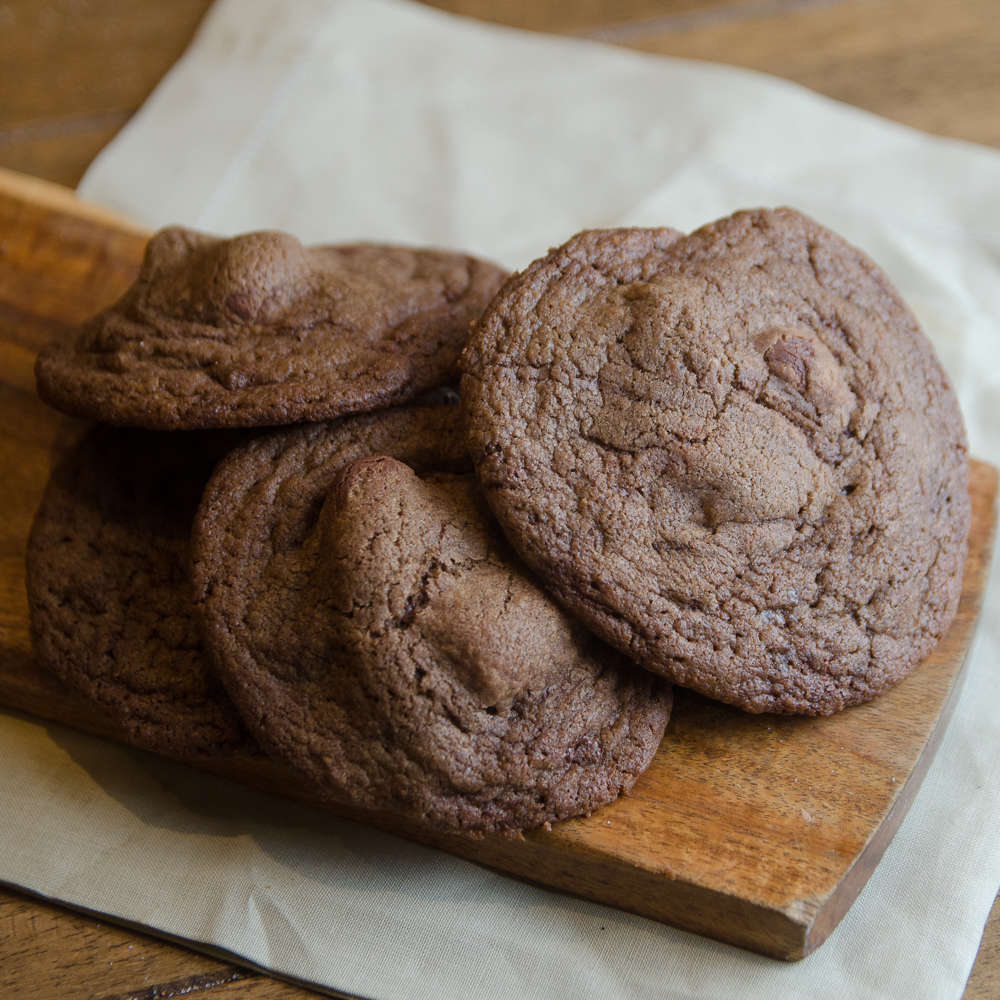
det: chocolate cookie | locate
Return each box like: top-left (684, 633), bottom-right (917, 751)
top-left (26, 426), bottom-right (249, 754)
top-left (35, 227), bottom-right (508, 430)
top-left (191, 406), bottom-right (671, 834)
top-left (461, 209), bottom-right (970, 715)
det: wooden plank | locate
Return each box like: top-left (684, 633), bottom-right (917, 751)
top-left (0, 124), bottom-right (131, 192)
top-left (4, 0), bottom-right (1000, 190)
top-left (422, 0), bottom-right (791, 35)
top-left (0, 172), bottom-right (995, 963)
top-left (0, 0), bottom-right (215, 127)
top-left (0, 883), bottom-right (322, 1000)
top-left (964, 890), bottom-right (1000, 1000)
top-left (425, 0), bottom-right (1000, 151)
top-left (0, 0), bottom-right (215, 187)
top-left (619, 0), bottom-right (1000, 150)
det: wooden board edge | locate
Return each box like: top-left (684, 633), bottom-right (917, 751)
top-left (1, 459), bottom-right (996, 961)
top-left (0, 685), bottom-right (816, 960)
top-left (0, 678), bottom-right (824, 959)
top-left (804, 459), bottom-right (1000, 954)
top-left (144, 745), bottom-right (817, 959)
top-left (0, 167), bottom-right (152, 238)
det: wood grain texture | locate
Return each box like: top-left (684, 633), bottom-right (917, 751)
top-left (422, 0), bottom-right (794, 34)
top-left (0, 173), bottom-right (996, 968)
top-left (2, 0), bottom-right (999, 190)
top-left (618, 0), bottom-right (1000, 150)
top-left (3, 0), bottom-right (1000, 990)
top-left (423, 0), bottom-right (1000, 152)
top-left (0, 884), bottom-right (325, 1000)
top-left (0, 0), bottom-right (215, 187)
top-left (964, 889), bottom-right (1000, 1000)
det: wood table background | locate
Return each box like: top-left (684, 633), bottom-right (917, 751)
top-left (1, 0), bottom-right (999, 997)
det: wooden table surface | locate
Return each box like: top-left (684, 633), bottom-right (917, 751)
top-left (2, 0), bottom-right (999, 997)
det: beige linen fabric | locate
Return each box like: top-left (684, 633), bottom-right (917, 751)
top-left (3, 0), bottom-right (999, 996)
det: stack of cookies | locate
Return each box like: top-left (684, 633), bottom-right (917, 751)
top-left (27, 208), bottom-right (970, 838)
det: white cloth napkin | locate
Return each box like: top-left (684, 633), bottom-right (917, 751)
top-left (4, 0), bottom-right (1000, 997)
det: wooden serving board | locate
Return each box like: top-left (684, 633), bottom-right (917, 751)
top-left (0, 166), bottom-right (996, 963)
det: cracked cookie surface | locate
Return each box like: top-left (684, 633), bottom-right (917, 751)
top-left (460, 208), bottom-right (970, 715)
top-left (35, 227), bottom-right (508, 430)
top-left (191, 405), bottom-right (671, 834)
top-left (26, 426), bottom-right (250, 754)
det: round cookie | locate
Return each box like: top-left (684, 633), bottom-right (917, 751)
top-left (26, 426), bottom-right (251, 754)
top-left (35, 227), bottom-right (508, 430)
top-left (191, 406), bottom-right (671, 835)
top-left (460, 208), bottom-right (971, 716)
